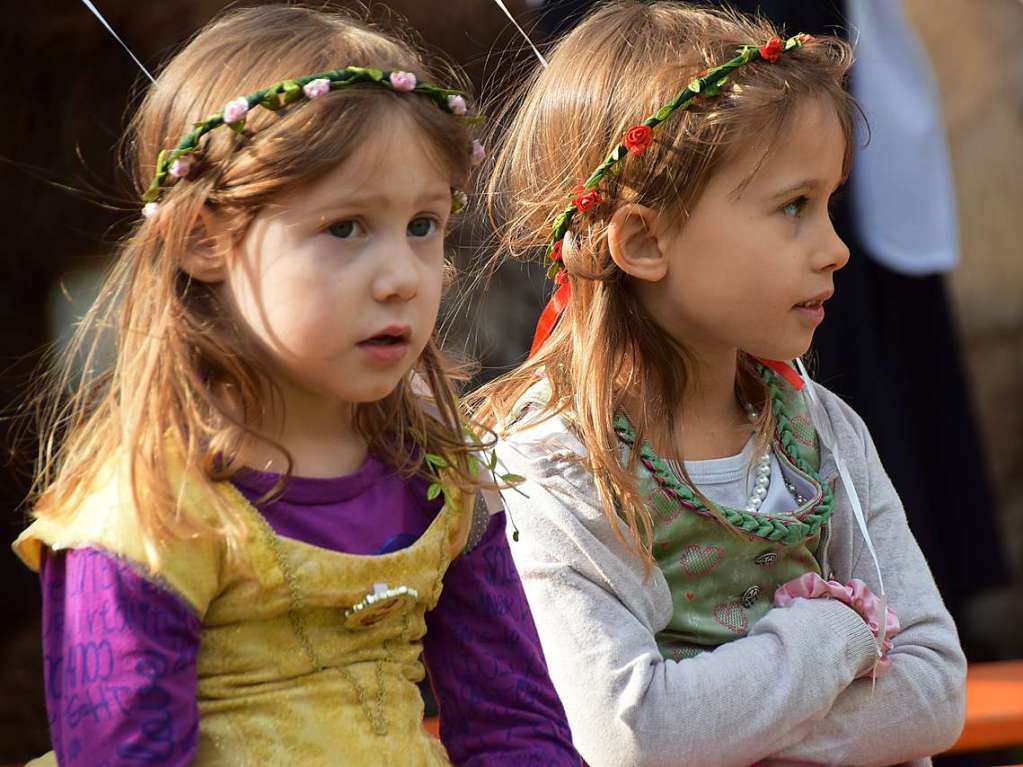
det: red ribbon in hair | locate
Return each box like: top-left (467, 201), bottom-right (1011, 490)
top-left (529, 270), bottom-right (571, 357)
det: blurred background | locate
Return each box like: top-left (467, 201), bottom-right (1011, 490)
top-left (1, 1), bottom-right (1020, 764)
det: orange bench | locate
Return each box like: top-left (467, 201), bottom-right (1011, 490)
top-left (948, 660), bottom-right (1023, 754)
top-left (424, 660), bottom-right (1023, 756)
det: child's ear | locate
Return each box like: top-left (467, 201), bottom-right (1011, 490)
top-left (180, 206), bottom-right (229, 283)
top-left (607, 203), bottom-right (666, 282)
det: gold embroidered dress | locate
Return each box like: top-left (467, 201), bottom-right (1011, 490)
top-left (14, 456), bottom-right (470, 766)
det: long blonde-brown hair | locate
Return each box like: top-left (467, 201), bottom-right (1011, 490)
top-left (29, 4), bottom-right (483, 566)
top-left (472, 1), bottom-right (855, 566)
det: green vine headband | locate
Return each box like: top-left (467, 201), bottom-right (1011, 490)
top-left (141, 66), bottom-right (486, 219)
top-left (530, 33), bottom-right (814, 356)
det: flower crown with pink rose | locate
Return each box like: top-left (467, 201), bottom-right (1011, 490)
top-left (141, 66), bottom-right (485, 219)
top-left (530, 33), bottom-right (814, 357)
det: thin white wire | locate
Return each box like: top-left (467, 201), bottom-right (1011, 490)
top-left (795, 357), bottom-right (888, 682)
top-left (490, 0), bottom-right (549, 69)
top-left (78, 0), bottom-right (155, 83)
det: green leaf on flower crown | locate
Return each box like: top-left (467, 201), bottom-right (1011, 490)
top-left (785, 37), bottom-right (799, 50)
top-left (260, 92), bottom-right (282, 111)
top-left (546, 261), bottom-right (562, 280)
top-left (142, 150), bottom-right (168, 202)
top-left (142, 180), bottom-right (162, 203)
top-left (351, 66), bottom-right (384, 82)
top-left (653, 104), bottom-right (676, 121)
top-left (688, 78), bottom-right (702, 93)
top-left (227, 119), bottom-right (246, 134)
top-left (426, 482), bottom-right (443, 501)
top-left (281, 79), bottom-right (303, 104)
top-left (488, 451), bottom-right (499, 470)
top-left (501, 473), bottom-right (525, 485)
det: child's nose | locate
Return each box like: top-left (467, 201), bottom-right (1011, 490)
top-left (816, 222), bottom-right (850, 273)
top-left (372, 243), bottom-right (419, 302)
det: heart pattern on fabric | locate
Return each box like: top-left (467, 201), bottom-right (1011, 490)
top-left (680, 544), bottom-right (724, 577)
top-left (712, 600), bottom-right (749, 635)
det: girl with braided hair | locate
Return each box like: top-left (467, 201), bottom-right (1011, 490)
top-left (472, 2), bottom-right (964, 764)
top-left (12, 5), bottom-right (576, 765)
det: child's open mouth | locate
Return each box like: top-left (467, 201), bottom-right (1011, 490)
top-left (358, 326), bottom-right (411, 363)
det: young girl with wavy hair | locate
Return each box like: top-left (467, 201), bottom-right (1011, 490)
top-left (13, 5), bottom-right (575, 765)
top-left (473, 2), bottom-right (964, 764)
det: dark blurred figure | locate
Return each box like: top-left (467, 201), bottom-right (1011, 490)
top-left (534, 0), bottom-right (1008, 657)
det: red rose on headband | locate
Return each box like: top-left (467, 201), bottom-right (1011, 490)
top-left (572, 185), bottom-right (603, 213)
top-left (623, 124), bottom-right (653, 155)
top-left (550, 240), bottom-right (564, 262)
top-left (759, 36), bottom-right (784, 62)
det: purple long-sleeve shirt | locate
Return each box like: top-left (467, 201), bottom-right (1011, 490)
top-left (38, 456), bottom-right (576, 766)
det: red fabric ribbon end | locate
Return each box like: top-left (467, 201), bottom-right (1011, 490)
top-left (529, 272), bottom-right (571, 357)
top-left (753, 357), bottom-right (805, 390)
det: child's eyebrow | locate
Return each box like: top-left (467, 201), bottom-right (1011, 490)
top-left (769, 179), bottom-right (821, 199)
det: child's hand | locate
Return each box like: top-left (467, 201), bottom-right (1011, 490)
top-left (774, 572), bottom-right (900, 677)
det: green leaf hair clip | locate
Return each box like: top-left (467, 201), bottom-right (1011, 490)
top-left (141, 66), bottom-right (485, 218)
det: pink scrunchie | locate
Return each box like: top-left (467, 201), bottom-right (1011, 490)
top-left (774, 572), bottom-right (901, 677)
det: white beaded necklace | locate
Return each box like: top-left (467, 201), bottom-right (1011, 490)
top-left (745, 406), bottom-right (809, 513)
top-left (667, 405), bottom-right (807, 515)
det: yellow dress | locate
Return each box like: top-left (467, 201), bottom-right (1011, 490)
top-left (13, 454), bottom-right (470, 766)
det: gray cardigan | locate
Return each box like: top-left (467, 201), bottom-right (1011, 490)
top-left (495, 384), bottom-right (966, 766)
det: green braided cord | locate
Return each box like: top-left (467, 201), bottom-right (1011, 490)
top-left (143, 66), bottom-right (480, 204)
top-left (612, 362), bottom-right (833, 545)
top-left (544, 35), bottom-right (807, 274)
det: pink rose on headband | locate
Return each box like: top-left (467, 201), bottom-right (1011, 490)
top-left (168, 155), bottom-right (192, 179)
top-left (142, 202), bottom-right (160, 219)
top-left (759, 36), bottom-right (784, 62)
top-left (572, 185), bottom-right (603, 213)
top-left (471, 140), bottom-right (486, 166)
top-left (624, 124), bottom-right (653, 155)
top-left (223, 97), bottom-right (250, 124)
top-left (796, 33), bottom-right (815, 45)
top-left (447, 94), bottom-right (468, 115)
top-left (389, 71), bottom-right (417, 91)
top-left (303, 78), bottom-right (331, 100)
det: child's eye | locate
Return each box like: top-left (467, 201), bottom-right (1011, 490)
top-left (782, 196), bottom-right (809, 218)
top-left (327, 220), bottom-right (363, 239)
top-left (407, 216), bottom-right (438, 238)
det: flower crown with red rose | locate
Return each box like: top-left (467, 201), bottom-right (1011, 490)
top-left (141, 66), bottom-right (485, 219)
top-left (530, 33), bottom-right (813, 356)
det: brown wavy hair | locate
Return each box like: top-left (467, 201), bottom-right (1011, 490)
top-left (28, 4), bottom-right (484, 567)
top-left (471, 1), bottom-right (855, 566)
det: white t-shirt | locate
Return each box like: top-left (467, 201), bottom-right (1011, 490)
top-left (669, 436), bottom-right (816, 517)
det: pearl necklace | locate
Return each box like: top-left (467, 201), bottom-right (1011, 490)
top-left (668, 405), bottom-right (808, 515)
top-left (744, 407), bottom-right (809, 513)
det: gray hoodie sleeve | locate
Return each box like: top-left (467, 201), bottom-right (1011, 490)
top-left (766, 389), bottom-right (966, 766)
top-left (497, 414), bottom-right (879, 767)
